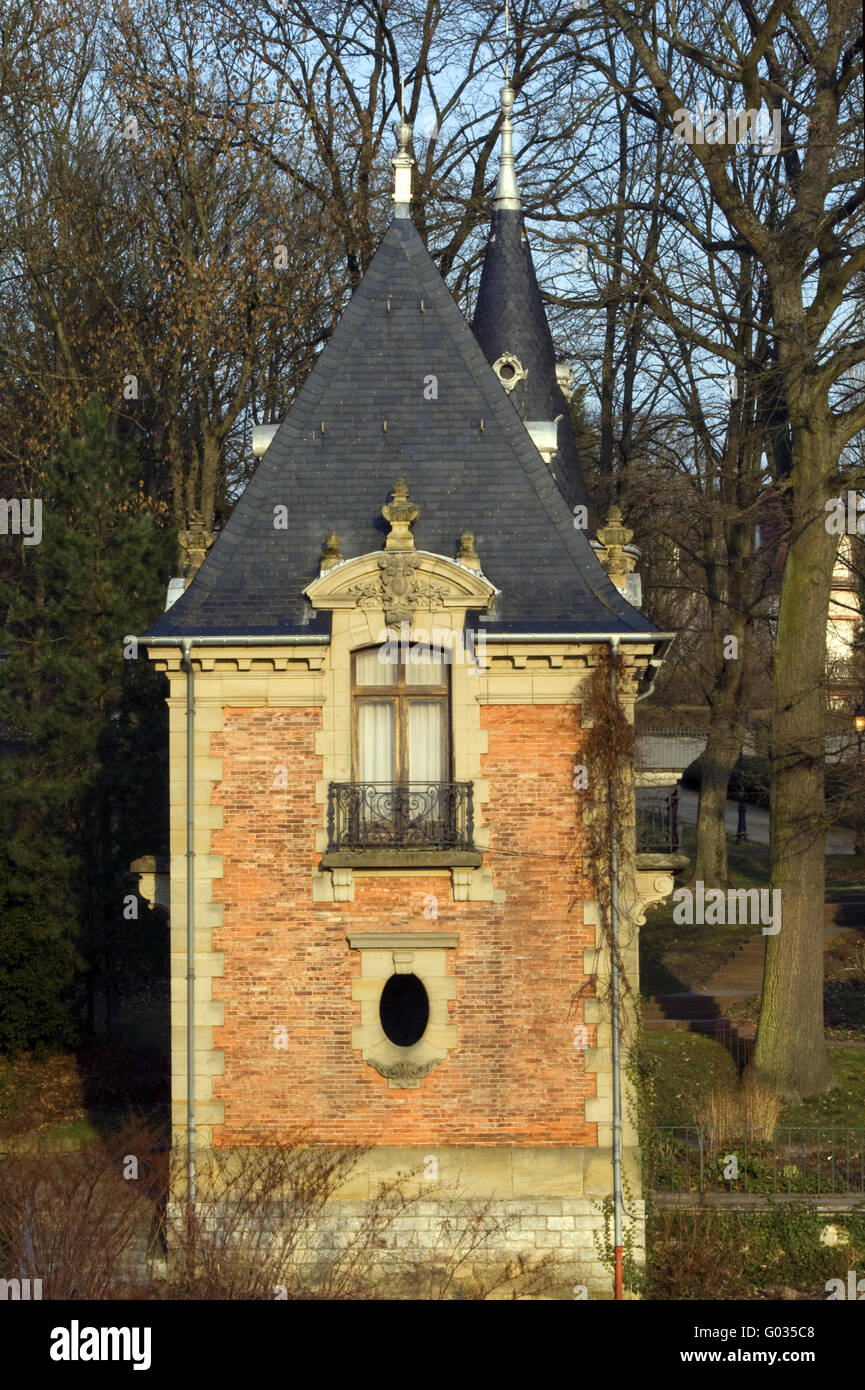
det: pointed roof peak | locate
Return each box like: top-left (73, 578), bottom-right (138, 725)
top-left (144, 216), bottom-right (654, 641)
top-left (470, 67), bottom-right (589, 509)
top-left (494, 81), bottom-right (521, 211)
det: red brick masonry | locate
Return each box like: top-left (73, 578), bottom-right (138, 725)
top-left (209, 704), bottom-right (598, 1147)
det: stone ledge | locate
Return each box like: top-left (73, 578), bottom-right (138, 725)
top-left (321, 848), bottom-right (482, 869)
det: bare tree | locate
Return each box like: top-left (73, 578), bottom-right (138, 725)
top-left (604, 0), bottom-right (865, 1096)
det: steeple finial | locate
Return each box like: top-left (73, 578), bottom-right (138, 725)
top-left (391, 86), bottom-right (414, 218)
top-left (494, 81), bottom-right (521, 210)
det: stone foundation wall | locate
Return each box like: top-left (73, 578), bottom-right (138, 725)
top-left (165, 1195), bottom-right (645, 1300)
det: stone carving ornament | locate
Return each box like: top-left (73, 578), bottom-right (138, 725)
top-left (346, 552), bottom-right (450, 626)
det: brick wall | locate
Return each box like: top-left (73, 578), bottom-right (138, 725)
top-left (209, 702), bottom-right (597, 1147)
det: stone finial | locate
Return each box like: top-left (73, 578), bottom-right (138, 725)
top-left (178, 508), bottom-right (214, 582)
top-left (391, 111), bottom-right (414, 214)
top-left (457, 531), bottom-right (480, 571)
top-left (321, 532), bottom-right (343, 571)
top-left (382, 478), bottom-right (420, 550)
top-left (596, 504), bottom-right (634, 583)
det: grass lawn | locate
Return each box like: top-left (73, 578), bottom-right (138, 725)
top-left (640, 821), bottom-right (865, 996)
top-left (640, 1029), bottom-right (865, 1129)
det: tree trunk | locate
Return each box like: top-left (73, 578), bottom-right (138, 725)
top-left (694, 571), bottom-right (749, 887)
top-left (694, 733), bottom-right (741, 886)
top-left (753, 412), bottom-right (836, 1098)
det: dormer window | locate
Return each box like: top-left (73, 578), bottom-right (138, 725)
top-left (307, 546), bottom-right (495, 876)
top-left (352, 645), bottom-right (448, 783)
top-left (322, 642), bottom-right (479, 867)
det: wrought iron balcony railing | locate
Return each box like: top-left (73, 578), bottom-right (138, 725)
top-left (327, 781), bottom-right (475, 854)
top-left (635, 786), bottom-right (680, 855)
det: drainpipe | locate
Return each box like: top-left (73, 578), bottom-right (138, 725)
top-left (608, 635), bottom-right (624, 1301)
top-left (634, 656), bottom-right (664, 703)
top-left (180, 639), bottom-right (196, 1264)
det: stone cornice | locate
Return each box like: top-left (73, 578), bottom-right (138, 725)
top-left (149, 649), bottom-right (327, 675)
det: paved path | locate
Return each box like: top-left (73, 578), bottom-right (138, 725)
top-left (676, 788), bottom-right (856, 855)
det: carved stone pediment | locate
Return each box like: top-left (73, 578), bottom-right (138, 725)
top-left (347, 552), bottom-right (450, 627)
top-left (305, 549), bottom-right (497, 626)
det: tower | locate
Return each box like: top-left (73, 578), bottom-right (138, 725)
top-left (141, 104), bottom-right (676, 1297)
top-left (472, 81), bottom-right (586, 513)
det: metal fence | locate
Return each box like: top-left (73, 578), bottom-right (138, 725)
top-left (651, 1126), bottom-right (865, 1196)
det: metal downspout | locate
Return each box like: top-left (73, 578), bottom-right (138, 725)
top-left (180, 639), bottom-right (196, 1259)
top-left (609, 635), bottom-right (624, 1300)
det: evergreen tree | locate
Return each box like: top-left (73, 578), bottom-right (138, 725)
top-left (0, 399), bottom-right (172, 1051)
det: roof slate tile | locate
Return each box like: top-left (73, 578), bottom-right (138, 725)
top-left (144, 217), bottom-right (657, 640)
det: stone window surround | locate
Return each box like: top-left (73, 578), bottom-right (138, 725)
top-left (305, 548), bottom-right (500, 903)
top-left (348, 931), bottom-right (459, 1088)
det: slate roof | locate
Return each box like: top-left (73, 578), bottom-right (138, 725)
top-left (143, 214), bottom-right (659, 641)
top-left (472, 207), bottom-right (587, 512)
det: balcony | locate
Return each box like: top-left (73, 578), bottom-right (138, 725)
top-left (636, 786), bottom-right (680, 855)
top-left (323, 781), bottom-right (481, 868)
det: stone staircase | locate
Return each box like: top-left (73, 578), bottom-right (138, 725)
top-left (642, 893), bottom-right (865, 1037)
top-left (642, 936), bottom-right (765, 1035)
top-left (823, 894), bottom-right (865, 938)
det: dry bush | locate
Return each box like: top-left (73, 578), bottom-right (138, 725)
top-left (0, 1130), bottom-right (564, 1300)
top-left (0, 1120), bottom-right (167, 1298)
top-left (165, 1141), bottom-right (390, 1300)
top-left (696, 1071), bottom-right (782, 1144)
top-left (649, 1208), bottom-right (745, 1300)
top-left (165, 1144), bottom-right (562, 1300)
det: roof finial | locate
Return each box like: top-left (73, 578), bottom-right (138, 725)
top-left (382, 477), bottom-right (420, 550)
top-left (392, 83), bottom-right (414, 218)
top-left (494, 79), bottom-right (521, 210)
top-left (493, 0), bottom-right (520, 209)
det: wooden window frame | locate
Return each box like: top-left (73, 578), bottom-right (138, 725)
top-left (351, 647), bottom-right (451, 783)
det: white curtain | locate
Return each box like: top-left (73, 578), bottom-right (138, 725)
top-left (406, 650), bottom-right (446, 685)
top-left (356, 647), bottom-right (396, 685)
top-left (358, 701), bottom-right (395, 782)
top-left (409, 702), bottom-right (445, 781)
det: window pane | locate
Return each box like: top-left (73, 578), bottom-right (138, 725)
top-left (358, 702), bottom-right (395, 781)
top-left (405, 645), bottom-right (447, 685)
top-left (355, 646), bottom-right (397, 685)
top-left (408, 701), bottom-right (445, 781)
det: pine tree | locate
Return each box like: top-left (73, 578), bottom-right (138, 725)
top-left (0, 399), bottom-right (173, 1051)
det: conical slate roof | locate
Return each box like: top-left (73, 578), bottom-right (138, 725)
top-left (472, 206), bottom-right (587, 511)
top-left (144, 215), bottom-right (657, 641)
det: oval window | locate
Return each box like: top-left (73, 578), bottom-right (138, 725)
top-left (379, 973), bottom-right (429, 1047)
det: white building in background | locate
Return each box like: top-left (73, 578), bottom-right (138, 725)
top-left (827, 534), bottom-right (862, 706)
